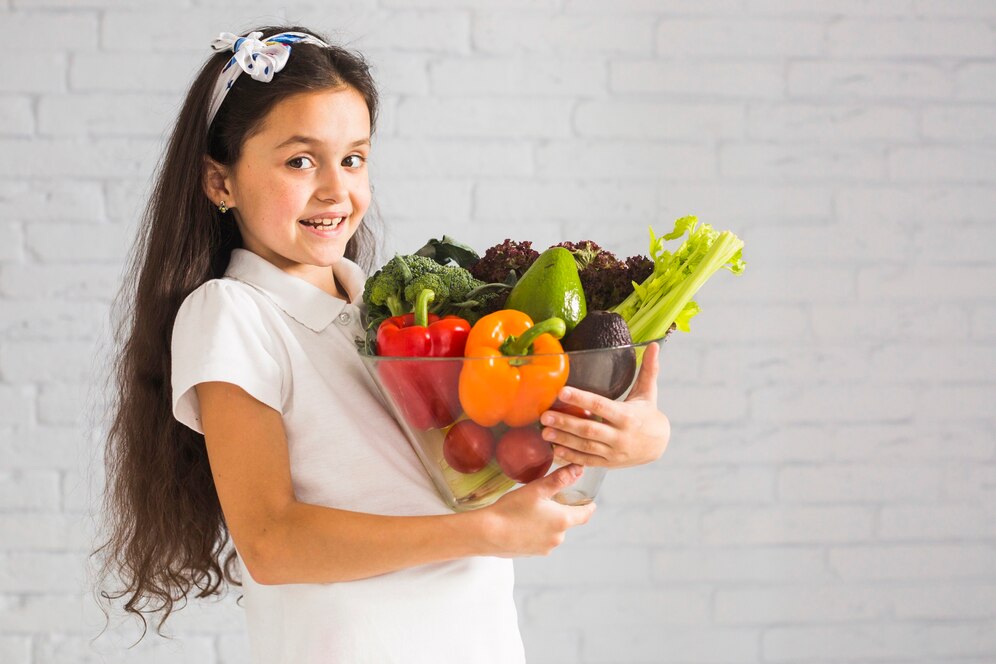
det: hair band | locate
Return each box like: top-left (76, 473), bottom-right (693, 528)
top-left (206, 30), bottom-right (331, 128)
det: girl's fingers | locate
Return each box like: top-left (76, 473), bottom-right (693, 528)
top-left (543, 425), bottom-right (612, 460)
top-left (627, 342), bottom-right (660, 402)
top-left (555, 386), bottom-right (626, 423)
top-left (554, 342), bottom-right (660, 420)
top-left (541, 410), bottom-right (619, 447)
top-left (550, 442), bottom-right (609, 467)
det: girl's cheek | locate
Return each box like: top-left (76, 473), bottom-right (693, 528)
top-left (284, 186), bottom-right (310, 209)
top-left (355, 184), bottom-right (372, 214)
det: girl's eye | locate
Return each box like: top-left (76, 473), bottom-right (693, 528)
top-left (343, 154), bottom-right (366, 168)
top-left (288, 156), bottom-right (314, 169)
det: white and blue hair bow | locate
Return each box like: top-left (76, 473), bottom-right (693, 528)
top-left (206, 30), bottom-right (331, 128)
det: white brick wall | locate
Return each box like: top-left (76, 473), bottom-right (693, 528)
top-left (1, 1), bottom-right (994, 662)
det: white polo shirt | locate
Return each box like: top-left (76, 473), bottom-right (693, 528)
top-left (171, 248), bottom-right (525, 664)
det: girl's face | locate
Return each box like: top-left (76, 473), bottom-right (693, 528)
top-left (207, 86), bottom-right (372, 294)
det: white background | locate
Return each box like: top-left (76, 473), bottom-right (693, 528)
top-left (1, 0), bottom-right (994, 662)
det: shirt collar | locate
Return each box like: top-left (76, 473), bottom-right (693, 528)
top-left (223, 248), bottom-right (368, 332)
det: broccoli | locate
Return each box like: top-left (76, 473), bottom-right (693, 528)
top-left (402, 266), bottom-right (479, 308)
top-left (363, 254), bottom-right (418, 318)
top-left (362, 254), bottom-right (496, 331)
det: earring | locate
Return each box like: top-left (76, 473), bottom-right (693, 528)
top-left (218, 200), bottom-right (228, 214)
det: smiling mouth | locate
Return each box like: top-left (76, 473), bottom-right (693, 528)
top-left (299, 217), bottom-right (346, 229)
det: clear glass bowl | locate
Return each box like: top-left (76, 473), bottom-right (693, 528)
top-left (358, 338), bottom-right (663, 512)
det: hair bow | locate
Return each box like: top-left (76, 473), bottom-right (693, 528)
top-left (206, 30), bottom-right (331, 128)
top-left (211, 31), bottom-right (291, 83)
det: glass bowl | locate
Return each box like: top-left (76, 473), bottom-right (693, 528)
top-left (358, 338), bottom-right (663, 512)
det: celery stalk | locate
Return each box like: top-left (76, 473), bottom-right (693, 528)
top-left (440, 459), bottom-right (516, 503)
top-left (611, 218), bottom-right (745, 343)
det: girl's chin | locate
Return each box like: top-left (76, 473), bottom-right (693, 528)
top-left (300, 220), bottom-right (358, 248)
top-left (301, 248), bottom-right (347, 267)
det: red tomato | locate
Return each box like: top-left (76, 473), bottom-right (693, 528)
top-left (496, 426), bottom-right (554, 484)
top-left (443, 420), bottom-right (497, 474)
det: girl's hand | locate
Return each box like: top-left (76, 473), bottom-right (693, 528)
top-left (539, 342), bottom-right (670, 469)
top-left (480, 464), bottom-right (596, 557)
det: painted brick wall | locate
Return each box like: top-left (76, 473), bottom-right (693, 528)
top-left (1, 1), bottom-right (994, 662)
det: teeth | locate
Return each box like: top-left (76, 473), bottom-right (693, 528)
top-left (301, 217), bottom-right (344, 228)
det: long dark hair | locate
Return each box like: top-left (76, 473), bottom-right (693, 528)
top-left (90, 25), bottom-right (381, 642)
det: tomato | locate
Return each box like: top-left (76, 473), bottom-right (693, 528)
top-left (496, 426), bottom-right (554, 484)
top-left (443, 420), bottom-right (497, 474)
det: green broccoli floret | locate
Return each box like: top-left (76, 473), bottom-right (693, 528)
top-left (403, 265), bottom-right (479, 308)
top-left (362, 254), bottom-right (491, 330)
top-left (362, 257), bottom-right (407, 318)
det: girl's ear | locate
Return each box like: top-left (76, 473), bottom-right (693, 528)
top-left (202, 155), bottom-right (235, 207)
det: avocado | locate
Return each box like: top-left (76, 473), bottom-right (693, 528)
top-left (562, 310), bottom-right (632, 351)
top-left (561, 311), bottom-right (637, 400)
top-left (504, 247), bottom-right (587, 332)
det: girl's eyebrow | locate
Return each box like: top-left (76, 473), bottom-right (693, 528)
top-left (274, 135), bottom-right (370, 150)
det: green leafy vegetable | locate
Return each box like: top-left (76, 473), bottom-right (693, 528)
top-left (414, 235), bottom-right (480, 269)
top-left (610, 216), bottom-right (745, 343)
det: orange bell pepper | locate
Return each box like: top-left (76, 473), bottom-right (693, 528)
top-left (458, 309), bottom-right (569, 427)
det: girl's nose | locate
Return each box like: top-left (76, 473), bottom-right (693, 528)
top-left (317, 167), bottom-right (349, 202)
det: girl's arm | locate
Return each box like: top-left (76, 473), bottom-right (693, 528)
top-left (196, 381), bottom-right (592, 585)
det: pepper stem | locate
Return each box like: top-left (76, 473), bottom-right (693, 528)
top-left (501, 317), bottom-right (566, 356)
top-left (414, 289), bottom-right (435, 328)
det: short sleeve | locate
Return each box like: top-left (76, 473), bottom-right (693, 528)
top-left (171, 280), bottom-right (284, 434)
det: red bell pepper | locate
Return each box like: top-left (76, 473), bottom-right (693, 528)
top-left (375, 289), bottom-right (469, 430)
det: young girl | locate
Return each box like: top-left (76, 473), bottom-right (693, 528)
top-left (93, 24), bottom-right (670, 663)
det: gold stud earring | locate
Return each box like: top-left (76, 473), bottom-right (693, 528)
top-left (218, 200), bottom-right (228, 214)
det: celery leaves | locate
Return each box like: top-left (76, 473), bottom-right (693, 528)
top-left (610, 216), bottom-right (745, 343)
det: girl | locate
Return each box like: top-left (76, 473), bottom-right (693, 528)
top-left (92, 24), bottom-right (670, 663)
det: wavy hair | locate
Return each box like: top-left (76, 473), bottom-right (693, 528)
top-left (89, 24), bottom-right (381, 642)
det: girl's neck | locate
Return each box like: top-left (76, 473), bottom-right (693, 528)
top-left (257, 253), bottom-right (347, 301)
top-left (331, 274), bottom-right (350, 303)
top-left (307, 267), bottom-right (348, 302)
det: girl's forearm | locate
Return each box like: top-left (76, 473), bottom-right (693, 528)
top-left (250, 501), bottom-right (496, 585)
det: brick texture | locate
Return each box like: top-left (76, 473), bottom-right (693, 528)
top-left (1, 1), bottom-right (994, 662)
